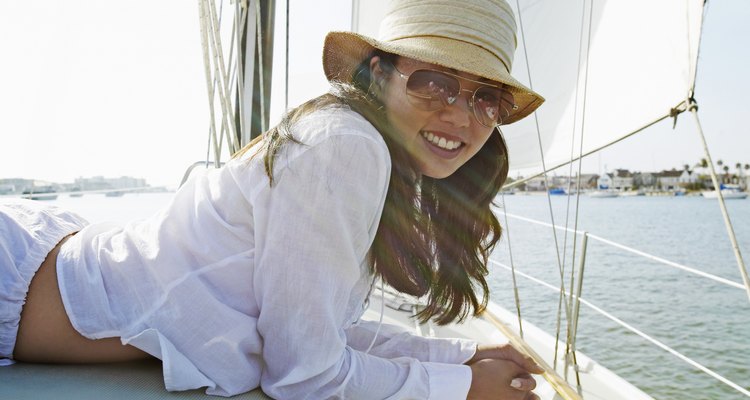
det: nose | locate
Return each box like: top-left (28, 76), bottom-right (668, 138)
top-left (438, 89), bottom-right (472, 127)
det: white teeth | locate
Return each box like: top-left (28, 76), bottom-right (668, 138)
top-left (421, 131), bottom-right (462, 150)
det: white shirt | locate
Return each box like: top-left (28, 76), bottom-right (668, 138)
top-left (57, 107), bottom-right (475, 399)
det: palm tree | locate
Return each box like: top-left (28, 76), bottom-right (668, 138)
top-left (693, 158), bottom-right (709, 181)
top-left (723, 165), bottom-right (730, 183)
top-left (734, 163), bottom-right (742, 183)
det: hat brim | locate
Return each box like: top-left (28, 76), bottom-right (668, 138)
top-left (323, 31), bottom-right (544, 125)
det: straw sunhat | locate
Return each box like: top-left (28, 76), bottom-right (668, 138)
top-left (322, 0), bottom-right (544, 125)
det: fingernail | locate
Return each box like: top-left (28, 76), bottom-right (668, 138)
top-left (510, 378), bottom-right (522, 388)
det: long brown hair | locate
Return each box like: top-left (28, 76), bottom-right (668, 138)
top-left (235, 50), bottom-right (509, 325)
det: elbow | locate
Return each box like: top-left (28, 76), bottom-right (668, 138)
top-left (261, 353), bottom-right (352, 399)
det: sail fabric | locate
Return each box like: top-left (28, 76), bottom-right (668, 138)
top-left (503, 0), bottom-right (704, 173)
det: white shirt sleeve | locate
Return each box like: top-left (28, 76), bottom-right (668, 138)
top-left (345, 320), bottom-right (478, 364)
top-left (250, 132), bottom-right (472, 399)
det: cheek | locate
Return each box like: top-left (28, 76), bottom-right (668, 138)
top-left (387, 90), bottom-right (413, 118)
top-left (385, 95), bottom-right (426, 138)
top-left (470, 127), bottom-right (495, 153)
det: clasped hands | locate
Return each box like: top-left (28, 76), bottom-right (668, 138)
top-left (465, 343), bottom-right (543, 400)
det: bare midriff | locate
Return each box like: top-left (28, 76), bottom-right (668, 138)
top-left (14, 234), bottom-right (152, 364)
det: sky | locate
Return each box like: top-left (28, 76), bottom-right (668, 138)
top-left (1, 0), bottom-right (748, 189)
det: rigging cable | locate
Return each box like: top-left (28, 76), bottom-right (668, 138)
top-left (505, 212), bottom-right (748, 290)
top-left (234, 0), bottom-right (248, 145)
top-left (513, 0), bottom-right (574, 372)
top-left (685, 0), bottom-right (750, 303)
top-left (220, 0), bottom-right (238, 153)
top-left (482, 307), bottom-right (583, 400)
top-left (498, 193), bottom-right (524, 338)
top-left (689, 106), bottom-right (750, 302)
top-left (500, 113), bottom-right (672, 191)
top-left (198, 0), bottom-right (224, 166)
top-left (254, 0), bottom-right (267, 134)
top-left (561, 0), bottom-right (596, 391)
top-left (556, 0), bottom-right (588, 374)
top-left (490, 259), bottom-right (750, 398)
top-left (285, 0), bottom-right (290, 111)
top-left (207, 0), bottom-right (240, 154)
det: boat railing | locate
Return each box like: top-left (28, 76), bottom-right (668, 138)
top-left (494, 212), bottom-right (750, 398)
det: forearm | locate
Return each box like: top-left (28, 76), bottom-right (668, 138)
top-left (261, 346), bottom-right (472, 400)
top-left (346, 320), bottom-right (477, 364)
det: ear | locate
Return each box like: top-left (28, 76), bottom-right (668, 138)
top-left (369, 56), bottom-right (385, 86)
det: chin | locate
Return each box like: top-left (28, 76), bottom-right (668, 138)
top-left (421, 166), bottom-right (459, 180)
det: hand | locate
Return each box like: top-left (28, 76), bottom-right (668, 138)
top-left (465, 343), bottom-right (543, 399)
top-left (467, 358), bottom-right (540, 400)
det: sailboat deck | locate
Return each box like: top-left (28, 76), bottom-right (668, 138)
top-left (0, 361), bottom-right (270, 399)
top-left (0, 288), bottom-right (651, 399)
top-left (362, 289), bottom-right (654, 400)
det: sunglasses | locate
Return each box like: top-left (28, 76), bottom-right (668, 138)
top-left (391, 66), bottom-right (518, 128)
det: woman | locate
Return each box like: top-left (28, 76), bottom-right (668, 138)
top-left (2, 0), bottom-right (545, 398)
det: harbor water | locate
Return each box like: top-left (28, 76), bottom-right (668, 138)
top-left (489, 194), bottom-right (750, 400)
top-left (41, 192), bottom-right (750, 399)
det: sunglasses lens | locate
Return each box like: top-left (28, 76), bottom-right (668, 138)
top-left (405, 70), bottom-right (460, 111)
top-left (474, 87), bottom-right (515, 126)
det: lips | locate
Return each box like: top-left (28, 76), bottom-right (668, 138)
top-left (420, 131), bottom-right (463, 151)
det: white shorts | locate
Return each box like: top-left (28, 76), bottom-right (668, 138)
top-left (0, 199), bottom-right (88, 365)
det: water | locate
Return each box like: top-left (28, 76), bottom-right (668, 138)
top-left (44, 192), bottom-right (750, 399)
top-left (490, 194), bottom-right (750, 400)
top-left (44, 192), bottom-right (177, 224)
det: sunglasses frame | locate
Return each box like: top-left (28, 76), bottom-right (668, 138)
top-left (389, 65), bottom-right (518, 128)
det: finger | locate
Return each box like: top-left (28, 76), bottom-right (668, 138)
top-left (524, 392), bottom-right (540, 400)
top-left (510, 375), bottom-right (537, 391)
top-left (501, 345), bottom-right (545, 374)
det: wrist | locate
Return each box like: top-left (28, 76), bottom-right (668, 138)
top-left (465, 344), bottom-right (481, 365)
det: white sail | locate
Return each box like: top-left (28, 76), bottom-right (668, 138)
top-left (503, 0), bottom-right (704, 173)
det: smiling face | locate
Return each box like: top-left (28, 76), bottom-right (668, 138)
top-left (371, 56), bottom-right (500, 179)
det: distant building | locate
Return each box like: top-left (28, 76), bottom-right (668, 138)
top-left (578, 174), bottom-right (600, 189)
top-left (524, 176), bottom-right (546, 191)
top-left (678, 169), bottom-right (698, 185)
top-left (0, 178), bottom-right (35, 194)
top-left (655, 169), bottom-right (683, 190)
top-left (633, 172), bottom-right (656, 188)
top-left (0, 176), bottom-right (150, 194)
top-left (596, 169), bottom-right (633, 191)
top-left (73, 176), bottom-right (148, 191)
top-left (611, 169), bottom-right (634, 191)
